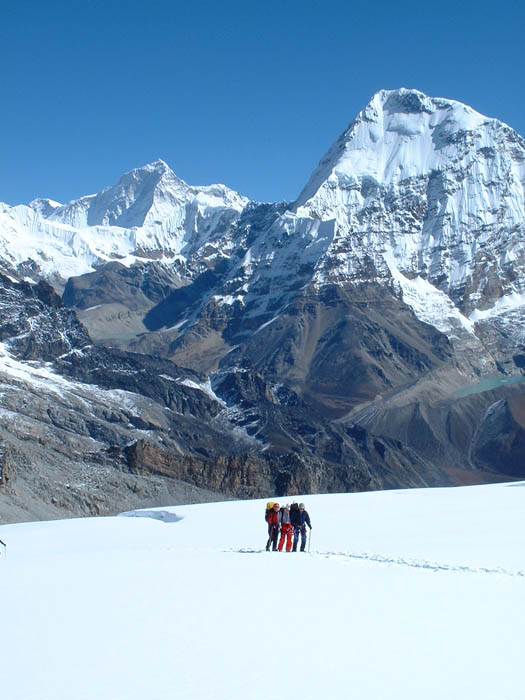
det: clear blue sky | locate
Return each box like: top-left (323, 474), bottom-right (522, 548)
top-left (1, 0), bottom-right (524, 206)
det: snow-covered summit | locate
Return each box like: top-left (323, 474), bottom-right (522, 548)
top-left (0, 160), bottom-right (248, 283)
top-left (28, 197), bottom-right (62, 218)
top-left (296, 88), bottom-right (496, 205)
top-left (47, 160), bottom-right (191, 229)
top-left (293, 88), bottom-right (525, 316)
top-left (44, 159), bottom-right (248, 232)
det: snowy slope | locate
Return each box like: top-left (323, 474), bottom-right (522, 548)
top-left (1, 483), bottom-right (524, 700)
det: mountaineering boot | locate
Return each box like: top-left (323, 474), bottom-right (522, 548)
top-left (300, 542), bottom-right (306, 552)
top-left (292, 544), bottom-right (297, 552)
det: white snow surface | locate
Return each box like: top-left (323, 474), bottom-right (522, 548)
top-left (384, 252), bottom-right (475, 335)
top-left (1, 482), bottom-right (524, 700)
top-left (470, 290), bottom-right (525, 322)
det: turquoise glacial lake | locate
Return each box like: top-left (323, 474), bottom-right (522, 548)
top-left (453, 375), bottom-right (525, 398)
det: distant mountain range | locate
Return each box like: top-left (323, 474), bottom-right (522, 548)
top-left (2, 88), bottom-right (525, 522)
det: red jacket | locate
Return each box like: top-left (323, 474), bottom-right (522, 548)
top-left (266, 510), bottom-right (279, 526)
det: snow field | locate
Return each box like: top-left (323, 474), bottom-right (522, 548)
top-left (1, 483), bottom-right (524, 700)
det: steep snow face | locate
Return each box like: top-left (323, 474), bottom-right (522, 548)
top-left (295, 89), bottom-right (525, 312)
top-left (47, 160), bottom-right (248, 255)
top-left (297, 89), bottom-right (490, 200)
top-left (49, 160), bottom-right (190, 229)
top-left (0, 202), bottom-right (140, 282)
top-left (0, 161), bottom-right (248, 282)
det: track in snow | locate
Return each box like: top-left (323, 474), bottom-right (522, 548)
top-left (230, 548), bottom-right (525, 578)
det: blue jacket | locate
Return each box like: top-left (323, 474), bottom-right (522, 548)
top-left (290, 508), bottom-right (311, 529)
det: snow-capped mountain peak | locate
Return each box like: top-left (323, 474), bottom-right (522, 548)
top-left (45, 159), bottom-right (248, 249)
top-left (2, 88), bottom-right (525, 357)
top-left (293, 87), bottom-right (525, 318)
top-left (28, 198), bottom-right (62, 218)
top-left (0, 160), bottom-right (248, 283)
top-left (47, 159), bottom-right (193, 230)
top-left (296, 88), bottom-right (494, 207)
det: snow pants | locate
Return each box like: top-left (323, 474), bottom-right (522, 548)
top-left (278, 523), bottom-right (293, 552)
top-left (293, 524), bottom-right (307, 551)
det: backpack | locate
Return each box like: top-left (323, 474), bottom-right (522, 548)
top-left (265, 502), bottom-right (275, 522)
top-left (289, 502), bottom-right (300, 525)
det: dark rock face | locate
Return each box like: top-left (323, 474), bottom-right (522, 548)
top-left (209, 363), bottom-right (455, 491)
top-left (63, 261), bottom-right (183, 312)
top-left (123, 440), bottom-right (372, 498)
top-left (220, 283), bottom-right (452, 418)
top-left (55, 345), bottom-right (221, 423)
top-left (61, 261), bottom-right (188, 347)
top-left (0, 270), bottom-right (461, 524)
top-left (0, 273), bottom-right (387, 523)
top-left (472, 394), bottom-right (525, 476)
top-left (348, 380), bottom-right (525, 482)
top-left (143, 259), bottom-right (230, 332)
top-left (0, 274), bottom-right (91, 361)
top-left (4, 242), bottom-right (520, 526)
top-left (0, 274), bottom-right (232, 521)
top-left (0, 444), bottom-right (12, 493)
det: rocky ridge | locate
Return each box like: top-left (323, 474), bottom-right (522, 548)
top-left (1, 273), bottom-right (432, 523)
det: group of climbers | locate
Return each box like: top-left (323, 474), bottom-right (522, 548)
top-left (265, 501), bottom-right (312, 552)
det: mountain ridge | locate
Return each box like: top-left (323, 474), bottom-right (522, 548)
top-left (2, 87), bottom-right (525, 522)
